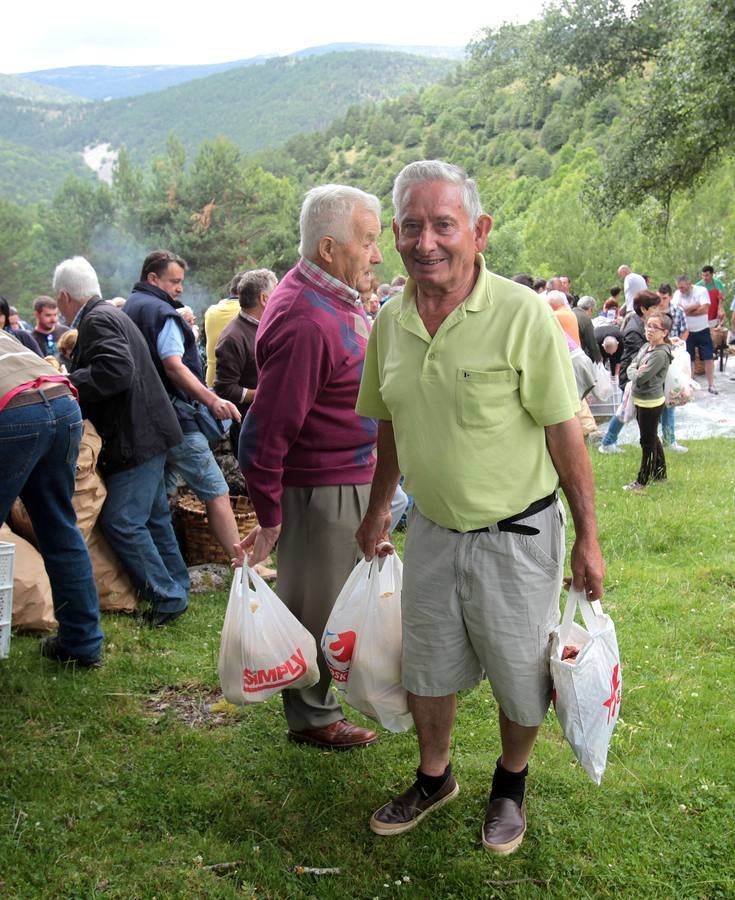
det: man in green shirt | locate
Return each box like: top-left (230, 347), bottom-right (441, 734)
top-left (356, 160), bottom-right (604, 854)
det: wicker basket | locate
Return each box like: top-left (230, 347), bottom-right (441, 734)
top-left (176, 494), bottom-right (258, 565)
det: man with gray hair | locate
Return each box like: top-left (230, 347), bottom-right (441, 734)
top-left (54, 256), bottom-right (190, 627)
top-left (214, 268), bottom-right (277, 451)
top-left (236, 185), bottom-right (382, 750)
top-left (573, 296), bottom-right (602, 363)
top-left (355, 160), bottom-right (604, 853)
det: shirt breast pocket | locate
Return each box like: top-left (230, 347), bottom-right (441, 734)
top-left (456, 368), bottom-right (519, 429)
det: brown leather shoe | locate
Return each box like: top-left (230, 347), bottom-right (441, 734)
top-left (482, 797), bottom-right (526, 855)
top-left (288, 718), bottom-right (377, 750)
top-left (370, 775), bottom-right (459, 835)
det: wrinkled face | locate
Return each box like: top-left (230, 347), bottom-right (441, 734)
top-left (393, 181), bottom-right (492, 297)
top-left (148, 262), bottom-right (185, 301)
top-left (35, 305), bottom-right (58, 332)
top-left (327, 207), bottom-right (382, 295)
top-left (701, 270), bottom-right (713, 285)
top-left (677, 278), bottom-right (691, 295)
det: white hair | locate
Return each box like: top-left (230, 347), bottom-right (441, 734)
top-left (298, 185), bottom-right (381, 259)
top-left (52, 256), bottom-right (101, 302)
top-left (578, 296), bottom-right (596, 311)
top-left (602, 335), bottom-right (620, 353)
top-left (392, 160), bottom-right (483, 227)
top-left (546, 290), bottom-right (568, 309)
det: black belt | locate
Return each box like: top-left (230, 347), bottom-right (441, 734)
top-left (3, 383), bottom-right (73, 410)
top-left (451, 491), bottom-right (557, 536)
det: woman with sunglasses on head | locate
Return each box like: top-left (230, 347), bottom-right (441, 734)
top-left (623, 312), bottom-right (673, 492)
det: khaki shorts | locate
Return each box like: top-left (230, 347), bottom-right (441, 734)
top-left (401, 501), bottom-right (565, 727)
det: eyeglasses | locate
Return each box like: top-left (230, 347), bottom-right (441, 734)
top-left (645, 324), bottom-right (666, 331)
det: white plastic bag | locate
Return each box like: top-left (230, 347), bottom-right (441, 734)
top-left (218, 566), bottom-right (319, 704)
top-left (664, 345), bottom-right (698, 407)
top-left (322, 554), bottom-right (413, 733)
top-left (550, 588), bottom-right (622, 784)
top-left (321, 558), bottom-right (372, 690)
top-left (345, 554), bottom-right (412, 733)
top-left (615, 381), bottom-right (635, 423)
top-left (591, 362), bottom-right (614, 402)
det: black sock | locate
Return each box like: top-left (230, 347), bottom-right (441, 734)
top-left (489, 757), bottom-right (528, 807)
top-left (416, 763), bottom-right (451, 798)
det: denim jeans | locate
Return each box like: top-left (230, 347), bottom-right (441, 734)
top-left (98, 453), bottom-right (189, 614)
top-left (601, 414), bottom-right (624, 447)
top-left (660, 405), bottom-right (676, 445)
top-left (0, 394), bottom-right (103, 659)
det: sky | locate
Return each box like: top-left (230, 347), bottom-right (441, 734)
top-left (6, 0), bottom-right (547, 74)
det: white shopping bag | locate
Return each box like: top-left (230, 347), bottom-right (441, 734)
top-left (550, 588), bottom-right (621, 784)
top-left (345, 554), bottom-right (413, 733)
top-left (615, 381), bottom-right (635, 423)
top-left (664, 345), bottom-right (698, 407)
top-left (218, 566), bottom-right (319, 705)
top-left (321, 558), bottom-right (372, 691)
top-left (591, 362), bottom-right (614, 402)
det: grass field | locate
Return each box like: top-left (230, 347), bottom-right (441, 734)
top-left (1, 439), bottom-right (734, 899)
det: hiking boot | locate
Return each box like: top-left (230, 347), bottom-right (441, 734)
top-left (370, 774), bottom-right (459, 835)
top-left (40, 636), bottom-right (101, 669)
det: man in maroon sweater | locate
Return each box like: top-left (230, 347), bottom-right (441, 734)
top-left (237, 185), bottom-right (382, 750)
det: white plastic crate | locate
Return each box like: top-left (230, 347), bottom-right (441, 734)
top-left (0, 541), bottom-right (15, 659)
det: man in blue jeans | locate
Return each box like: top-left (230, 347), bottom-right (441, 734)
top-left (0, 330), bottom-right (103, 667)
top-left (54, 256), bottom-right (189, 627)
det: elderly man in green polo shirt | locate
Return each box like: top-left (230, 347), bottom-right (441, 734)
top-left (355, 160), bottom-right (605, 855)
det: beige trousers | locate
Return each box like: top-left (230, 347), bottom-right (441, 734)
top-left (277, 483), bottom-right (371, 731)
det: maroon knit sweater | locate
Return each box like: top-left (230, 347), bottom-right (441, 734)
top-left (239, 265), bottom-right (377, 527)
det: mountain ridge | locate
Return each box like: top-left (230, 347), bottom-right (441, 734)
top-left (20, 43), bottom-right (463, 100)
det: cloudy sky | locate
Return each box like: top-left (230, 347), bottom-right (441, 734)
top-left (6, 0), bottom-right (547, 73)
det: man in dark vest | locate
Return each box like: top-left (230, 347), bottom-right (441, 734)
top-left (124, 250), bottom-right (242, 560)
top-left (54, 255), bottom-right (189, 627)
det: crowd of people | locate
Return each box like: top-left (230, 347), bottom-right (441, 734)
top-left (0, 157), bottom-right (728, 855)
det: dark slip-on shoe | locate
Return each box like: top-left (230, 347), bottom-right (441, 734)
top-left (482, 797), bottom-right (526, 855)
top-left (370, 774), bottom-right (459, 835)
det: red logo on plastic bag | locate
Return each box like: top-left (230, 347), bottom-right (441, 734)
top-left (603, 663), bottom-right (621, 723)
top-left (243, 648), bottom-right (308, 692)
top-left (329, 630), bottom-right (355, 662)
top-left (323, 630), bottom-right (356, 682)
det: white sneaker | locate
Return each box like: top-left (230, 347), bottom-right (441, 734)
top-left (668, 443), bottom-right (688, 453)
top-left (598, 444), bottom-right (623, 454)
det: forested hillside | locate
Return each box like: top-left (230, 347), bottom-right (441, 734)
top-left (0, 51), bottom-right (456, 205)
top-left (2, 0), bottom-right (733, 313)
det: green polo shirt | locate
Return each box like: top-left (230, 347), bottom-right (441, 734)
top-left (356, 257), bottom-right (579, 532)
